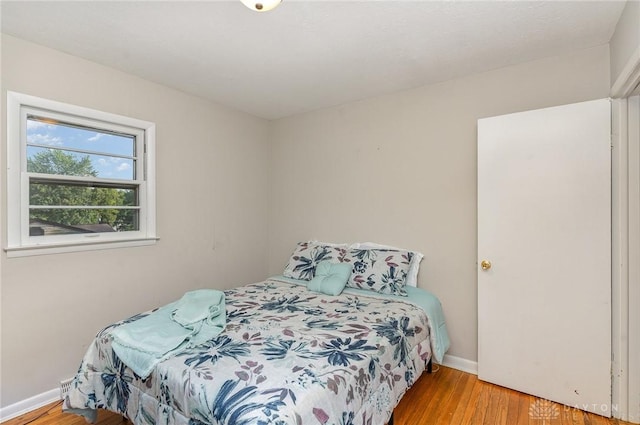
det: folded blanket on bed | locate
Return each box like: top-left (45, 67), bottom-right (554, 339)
top-left (111, 289), bottom-right (226, 378)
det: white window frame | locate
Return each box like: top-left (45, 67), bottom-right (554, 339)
top-left (6, 91), bottom-right (157, 257)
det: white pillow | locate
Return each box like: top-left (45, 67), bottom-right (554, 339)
top-left (310, 240), bottom-right (350, 248)
top-left (350, 242), bottom-right (423, 287)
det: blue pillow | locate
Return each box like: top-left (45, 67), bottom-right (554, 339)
top-left (307, 261), bottom-right (352, 296)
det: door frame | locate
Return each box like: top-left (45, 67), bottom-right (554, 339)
top-left (611, 95), bottom-right (640, 424)
top-left (611, 44), bottom-right (640, 423)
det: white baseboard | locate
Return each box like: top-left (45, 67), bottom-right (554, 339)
top-left (0, 388), bottom-right (59, 423)
top-left (441, 354), bottom-right (478, 375)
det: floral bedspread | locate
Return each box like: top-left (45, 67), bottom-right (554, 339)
top-left (64, 278), bottom-right (432, 425)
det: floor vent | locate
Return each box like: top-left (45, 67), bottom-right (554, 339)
top-left (59, 378), bottom-right (74, 399)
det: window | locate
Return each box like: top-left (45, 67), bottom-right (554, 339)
top-left (6, 92), bottom-right (156, 256)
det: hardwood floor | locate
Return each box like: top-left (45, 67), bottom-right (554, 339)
top-left (4, 366), bottom-right (633, 425)
top-left (2, 402), bottom-right (130, 425)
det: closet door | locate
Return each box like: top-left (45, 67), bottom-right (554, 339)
top-left (477, 99), bottom-right (611, 415)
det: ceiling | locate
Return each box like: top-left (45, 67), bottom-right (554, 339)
top-left (0, 1), bottom-right (627, 120)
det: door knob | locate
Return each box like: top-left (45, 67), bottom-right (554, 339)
top-left (480, 260), bottom-right (492, 270)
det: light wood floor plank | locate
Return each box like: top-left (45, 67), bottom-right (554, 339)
top-left (433, 369), bottom-right (468, 424)
top-left (450, 369), bottom-right (482, 424)
top-left (4, 366), bottom-right (633, 425)
top-left (471, 380), bottom-right (492, 423)
top-left (505, 387), bottom-right (522, 424)
top-left (494, 385), bottom-right (510, 425)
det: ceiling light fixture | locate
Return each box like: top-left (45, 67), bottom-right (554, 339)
top-left (241, 0), bottom-right (281, 12)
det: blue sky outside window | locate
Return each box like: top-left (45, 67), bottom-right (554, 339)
top-left (26, 116), bottom-right (136, 181)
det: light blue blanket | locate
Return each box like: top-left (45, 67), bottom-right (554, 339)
top-left (111, 289), bottom-right (225, 378)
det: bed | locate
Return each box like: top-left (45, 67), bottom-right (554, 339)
top-left (64, 243), bottom-right (449, 425)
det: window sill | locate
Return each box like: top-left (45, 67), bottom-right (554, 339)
top-left (5, 237), bottom-right (159, 258)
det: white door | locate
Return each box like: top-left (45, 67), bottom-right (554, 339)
top-left (478, 99), bottom-right (611, 416)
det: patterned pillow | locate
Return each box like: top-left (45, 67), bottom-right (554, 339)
top-left (352, 242), bottom-right (423, 287)
top-left (282, 242), bottom-right (347, 281)
top-left (343, 248), bottom-right (413, 296)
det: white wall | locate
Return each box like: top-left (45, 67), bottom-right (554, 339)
top-left (268, 45), bottom-right (611, 363)
top-left (0, 35), bottom-right (270, 407)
